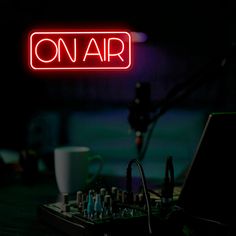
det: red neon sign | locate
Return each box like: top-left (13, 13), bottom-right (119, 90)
top-left (29, 31), bottom-right (131, 70)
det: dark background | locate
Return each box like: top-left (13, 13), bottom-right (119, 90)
top-left (0, 0), bottom-right (235, 150)
top-left (0, 2), bottom-right (236, 235)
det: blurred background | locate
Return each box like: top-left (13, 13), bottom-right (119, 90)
top-left (0, 0), bottom-right (235, 185)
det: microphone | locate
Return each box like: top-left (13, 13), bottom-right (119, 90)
top-left (128, 82), bottom-right (151, 154)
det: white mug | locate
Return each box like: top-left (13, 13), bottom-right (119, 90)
top-left (54, 146), bottom-right (103, 194)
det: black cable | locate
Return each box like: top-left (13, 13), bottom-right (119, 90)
top-left (148, 188), bottom-right (162, 198)
top-left (126, 158), bottom-right (152, 234)
top-left (161, 156), bottom-right (175, 201)
top-left (138, 111), bottom-right (162, 161)
top-left (166, 156), bottom-right (174, 188)
top-left (173, 205), bottom-right (229, 227)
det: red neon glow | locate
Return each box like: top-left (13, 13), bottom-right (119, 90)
top-left (35, 38), bottom-right (58, 63)
top-left (108, 38), bottom-right (124, 62)
top-left (58, 38), bottom-right (77, 62)
top-left (29, 31), bottom-right (131, 70)
top-left (83, 38), bottom-right (104, 62)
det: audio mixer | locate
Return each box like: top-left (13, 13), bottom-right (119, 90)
top-left (38, 186), bottom-right (181, 236)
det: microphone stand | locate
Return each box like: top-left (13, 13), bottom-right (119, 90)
top-left (135, 44), bottom-right (235, 161)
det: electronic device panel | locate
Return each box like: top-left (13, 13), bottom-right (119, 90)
top-left (38, 186), bottom-right (181, 236)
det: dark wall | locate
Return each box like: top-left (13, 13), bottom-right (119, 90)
top-left (0, 0), bottom-right (235, 149)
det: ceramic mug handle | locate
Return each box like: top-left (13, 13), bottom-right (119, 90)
top-left (87, 155), bottom-right (103, 184)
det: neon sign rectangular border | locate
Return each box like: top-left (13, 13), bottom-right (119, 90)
top-left (29, 31), bottom-right (132, 70)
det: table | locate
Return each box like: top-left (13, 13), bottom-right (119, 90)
top-left (0, 173), bottom-right (65, 236)
top-left (0, 171), bottom-right (128, 236)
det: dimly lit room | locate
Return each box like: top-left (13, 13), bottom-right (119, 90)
top-left (0, 1), bottom-right (236, 235)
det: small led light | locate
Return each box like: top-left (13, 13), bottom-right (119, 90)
top-left (131, 32), bottom-right (148, 43)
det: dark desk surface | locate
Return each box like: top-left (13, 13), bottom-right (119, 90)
top-left (0, 174), bottom-right (65, 236)
top-left (1, 173), bottom-right (209, 236)
top-left (0, 171), bottom-right (129, 236)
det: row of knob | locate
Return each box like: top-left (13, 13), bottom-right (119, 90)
top-left (60, 187), bottom-right (147, 219)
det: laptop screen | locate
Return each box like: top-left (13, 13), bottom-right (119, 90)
top-left (177, 112), bottom-right (236, 225)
